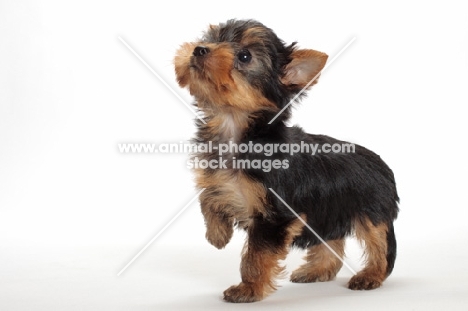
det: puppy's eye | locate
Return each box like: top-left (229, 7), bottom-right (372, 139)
top-left (237, 50), bottom-right (252, 63)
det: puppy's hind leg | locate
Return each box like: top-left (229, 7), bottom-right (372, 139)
top-left (290, 239), bottom-right (345, 283)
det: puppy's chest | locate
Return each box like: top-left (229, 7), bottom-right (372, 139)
top-left (196, 113), bottom-right (248, 164)
top-left (213, 114), bottom-right (245, 156)
top-left (217, 114), bottom-right (243, 142)
top-left (194, 112), bottom-right (267, 218)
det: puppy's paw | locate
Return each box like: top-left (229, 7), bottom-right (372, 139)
top-left (205, 217), bottom-right (233, 249)
top-left (223, 282), bottom-right (263, 303)
top-left (290, 268), bottom-right (337, 283)
top-left (348, 273), bottom-right (383, 290)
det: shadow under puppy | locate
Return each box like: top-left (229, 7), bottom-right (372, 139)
top-left (174, 19), bottom-right (399, 303)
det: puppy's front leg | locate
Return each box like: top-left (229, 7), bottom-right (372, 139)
top-left (223, 216), bottom-right (305, 302)
top-left (199, 189), bottom-right (234, 249)
top-left (202, 208), bottom-right (234, 249)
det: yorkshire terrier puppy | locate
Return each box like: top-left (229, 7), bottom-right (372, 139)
top-left (174, 19), bottom-right (399, 303)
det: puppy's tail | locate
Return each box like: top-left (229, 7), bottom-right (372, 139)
top-left (385, 222), bottom-right (397, 277)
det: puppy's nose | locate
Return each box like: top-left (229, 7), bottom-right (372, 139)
top-left (193, 46), bottom-right (210, 57)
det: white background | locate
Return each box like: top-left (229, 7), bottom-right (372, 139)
top-left (1, 1), bottom-right (467, 310)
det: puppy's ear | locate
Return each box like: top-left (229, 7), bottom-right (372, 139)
top-left (281, 49), bottom-right (328, 89)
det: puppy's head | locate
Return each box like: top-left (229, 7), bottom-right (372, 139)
top-left (174, 19), bottom-right (327, 118)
